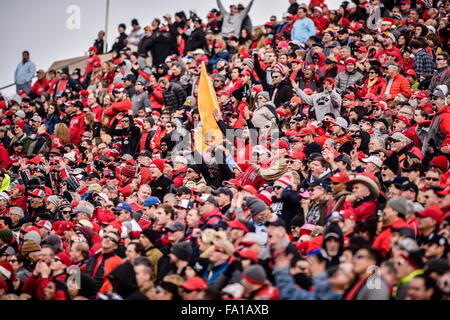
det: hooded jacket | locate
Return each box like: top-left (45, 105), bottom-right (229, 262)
top-left (251, 101), bottom-right (278, 130)
top-left (320, 221), bottom-right (344, 268)
top-left (335, 70), bottom-right (364, 92)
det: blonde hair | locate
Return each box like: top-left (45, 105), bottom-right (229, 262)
top-left (54, 123), bottom-right (70, 144)
top-left (85, 112), bottom-right (95, 128)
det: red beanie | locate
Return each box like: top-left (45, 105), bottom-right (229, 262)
top-left (121, 165), bottom-right (136, 178)
top-left (430, 155), bottom-right (449, 172)
top-left (345, 57), bottom-right (357, 66)
top-left (151, 159), bottom-right (165, 173)
top-left (15, 121), bottom-right (25, 131)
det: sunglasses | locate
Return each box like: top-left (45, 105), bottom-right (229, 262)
top-left (436, 58), bottom-right (445, 61)
top-left (8, 259), bottom-right (18, 263)
top-left (425, 177), bottom-right (440, 181)
top-left (369, 71), bottom-right (377, 74)
top-left (287, 160), bottom-right (298, 164)
top-left (61, 210), bottom-right (72, 214)
top-left (121, 119), bottom-right (129, 122)
top-left (103, 235), bottom-right (119, 243)
top-left (230, 114), bottom-right (239, 119)
top-left (274, 186), bottom-right (283, 190)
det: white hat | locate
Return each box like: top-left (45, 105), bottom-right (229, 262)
top-left (0, 192), bottom-right (9, 202)
top-left (192, 48), bottom-right (205, 55)
top-left (362, 156), bottom-right (383, 168)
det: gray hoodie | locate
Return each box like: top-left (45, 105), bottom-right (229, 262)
top-left (217, 0), bottom-right (254, 37)
top-left (296, 88), bottom-right (342, 121)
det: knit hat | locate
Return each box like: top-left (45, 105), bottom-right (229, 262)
top-left (345, 57), bottom-right (357, 66)
top-left (0, 228), bottom-right (13, 244)
top-left (171, 242), bottom-right (192, 261)
top-left (383, 153), bottom-right (400, 175)
top-left (273, 174), bottom-right (291, 189)
top-left (387, 197), bottom-right (408, 216)
top-left (151, 159), bottom-right (165, 173)
top-left (430, 155), bottom-right (449, 172)
top-left (256, 190), bottom-right (272, 206)
top-left (0, 192), bottom-right (9, 202)
top-left (141, 228), bottom-right (160, 244)
top-left (243, 58), bottom-right (254, 69)
top-left (21, 240), bottom-right (41, 255)
top-left (75, 225), bottom-right (94, 243)
top-left (244, 196), bottom-right (267, 216)
top-left (0, 262), bottom-right (15, 281)
top-left (232, 90), bottom-right (243, 101)
top-left (257, 91), bottom-right (270, 101)
top-left (23, 230), bottom-right (41, 244)
top-left (242, 265), bottom-right (267, 285)
top-left (121, 165), bottom-right (136, 178)
top-left (46, 195), bottom-right (59, 207)
top-left (46, 234), bottom-right (62, 252)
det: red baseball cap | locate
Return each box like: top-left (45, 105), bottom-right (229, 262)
top-left (223, 179), bottom-right (242, 188)
top-left (273, 140), bottom-right (289, 150)
top-left (236, 248), bottom-right (258, 263)
top-left (18, 89), bottom-right (27, 95)
top-left (416, 91), bottom-right (428, 99)
top-left (356, 47), bottom-right (367, 53)
top-left (393, 115), bottom-right (411, 126)
top-left (287, 152), bottom-right (305, 161)
top-left (299, 127), bottom-right (315, 137)
top-left (181, 277), bottom-right (207, 291)
top-left (416, 208), bottom-right (441, 223)
top-left (277, 41), bottom-right (289, 48)
top-left (405, 69), bottom-right (417, 77)
top-left (35, 220), bottom-right (52, 231)
top-left (330, 171), bottom-right (350, 183)
top-left (226, 220), bottom-right (249, 233)
top-left (240, 185), bottom-right (258, 195)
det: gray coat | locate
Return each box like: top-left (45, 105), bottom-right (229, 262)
top-left (132, 90), bottom-right (151, 116)
top-left (355, 277), bottom-right (391, 300)
top-left (217, 0), bottom-right (254, 37)
top-left (296, 88), bottom-right (341, 121)
top-left (334, 70), bottom-right (364, 92)
top-left (429, 66), bottom-right (450, 93)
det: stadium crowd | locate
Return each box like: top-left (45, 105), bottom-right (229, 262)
top-left (0, 0), bottom-right (450, 300)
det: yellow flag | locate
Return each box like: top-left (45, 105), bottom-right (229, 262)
top-left (195, 63), bottom-right (223, 153)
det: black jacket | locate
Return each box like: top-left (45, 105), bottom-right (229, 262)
top-left (111, 32), bottom-right (128, 52)
top-left (149, 175), bottom-right (173, 201)
top-left (29, 132), bottom-right (51, 156)
top-left (110, 115), bottom-right (141, 156)
top-left (149, 35), bottom-right (178, 67)
top-left (182, 27), bottom-right (206, 54)
top-left (162, 82), bottom-right (187, 109)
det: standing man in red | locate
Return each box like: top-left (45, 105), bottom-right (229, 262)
top-left (69, 101), bottom-right (86, 146)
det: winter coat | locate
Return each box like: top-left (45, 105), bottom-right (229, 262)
top-left (29, 132), bottom-right (51, 157)
top-left (145, 246), bottom-right (164, 283)
top-left (85, 250), bottom-right (124, 292)
top-left (357, 76), bottom-right (387, 98)
top-left (296, 88), bottom-right (342, 121)
top-left (373, 218), bottom-right (409, 258)
top-left (109, 116), bottom-right (141, 155)
top-left (162, 82), bottom-right (186, 109)
top-left (253, 157), bottom-right (288, 182)
top-left (149, 35), bottom-right (178, 67)
top-left (335, 70), bottom-right (364, 92)
top-left (251, 101), bottom-right (278, 130)
top-left (182, 27), bottom-right (206, 54)
top-left (385, 73), bottom-right (411, 102)
top-left (273, 267), bottom-right (342, 300)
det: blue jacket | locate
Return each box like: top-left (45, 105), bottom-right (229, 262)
top-left (291, 18), bottom-right (316, 44)
top-left (204, 261), bottom-right (229, 286)
top-left (273, 267), bottom-right (342, 300)
top-left (44, 114), bottom-right (61, 135)
top-left (207, 50), bottom-right (230, 72)
top-left (15, 60), bottom-right (36, 85)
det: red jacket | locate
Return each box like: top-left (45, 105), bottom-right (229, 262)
top-left (23, 273), bottom-right (68, 300)
top-left (69, 112), bottom-right (86, 145)
top-left (170, 167), bottom-right (187, 188)
top-left (30, 78), bottom-right (50, 97)
top-left (373, 218), bottom-right (409, 258)
top-left (343, 200), bottom-right (378, 222)
top-left (91, 103), bottom-right (103, 123)
top-left (85, 54), bottom-right (101, 75)
top-left (104, 99), bottom-right (132, 126)
top-left (357, 76), bottom-right (386, 98)
top-left (432, 105), bottom-right (450, 150)
top-left (10, 196), bottom-right (26, 211)
top-left (386, 73), bottom-right (411, 102)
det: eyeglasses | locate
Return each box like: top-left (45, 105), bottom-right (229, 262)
top-left (425, 177), bottom-right (440, 181)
